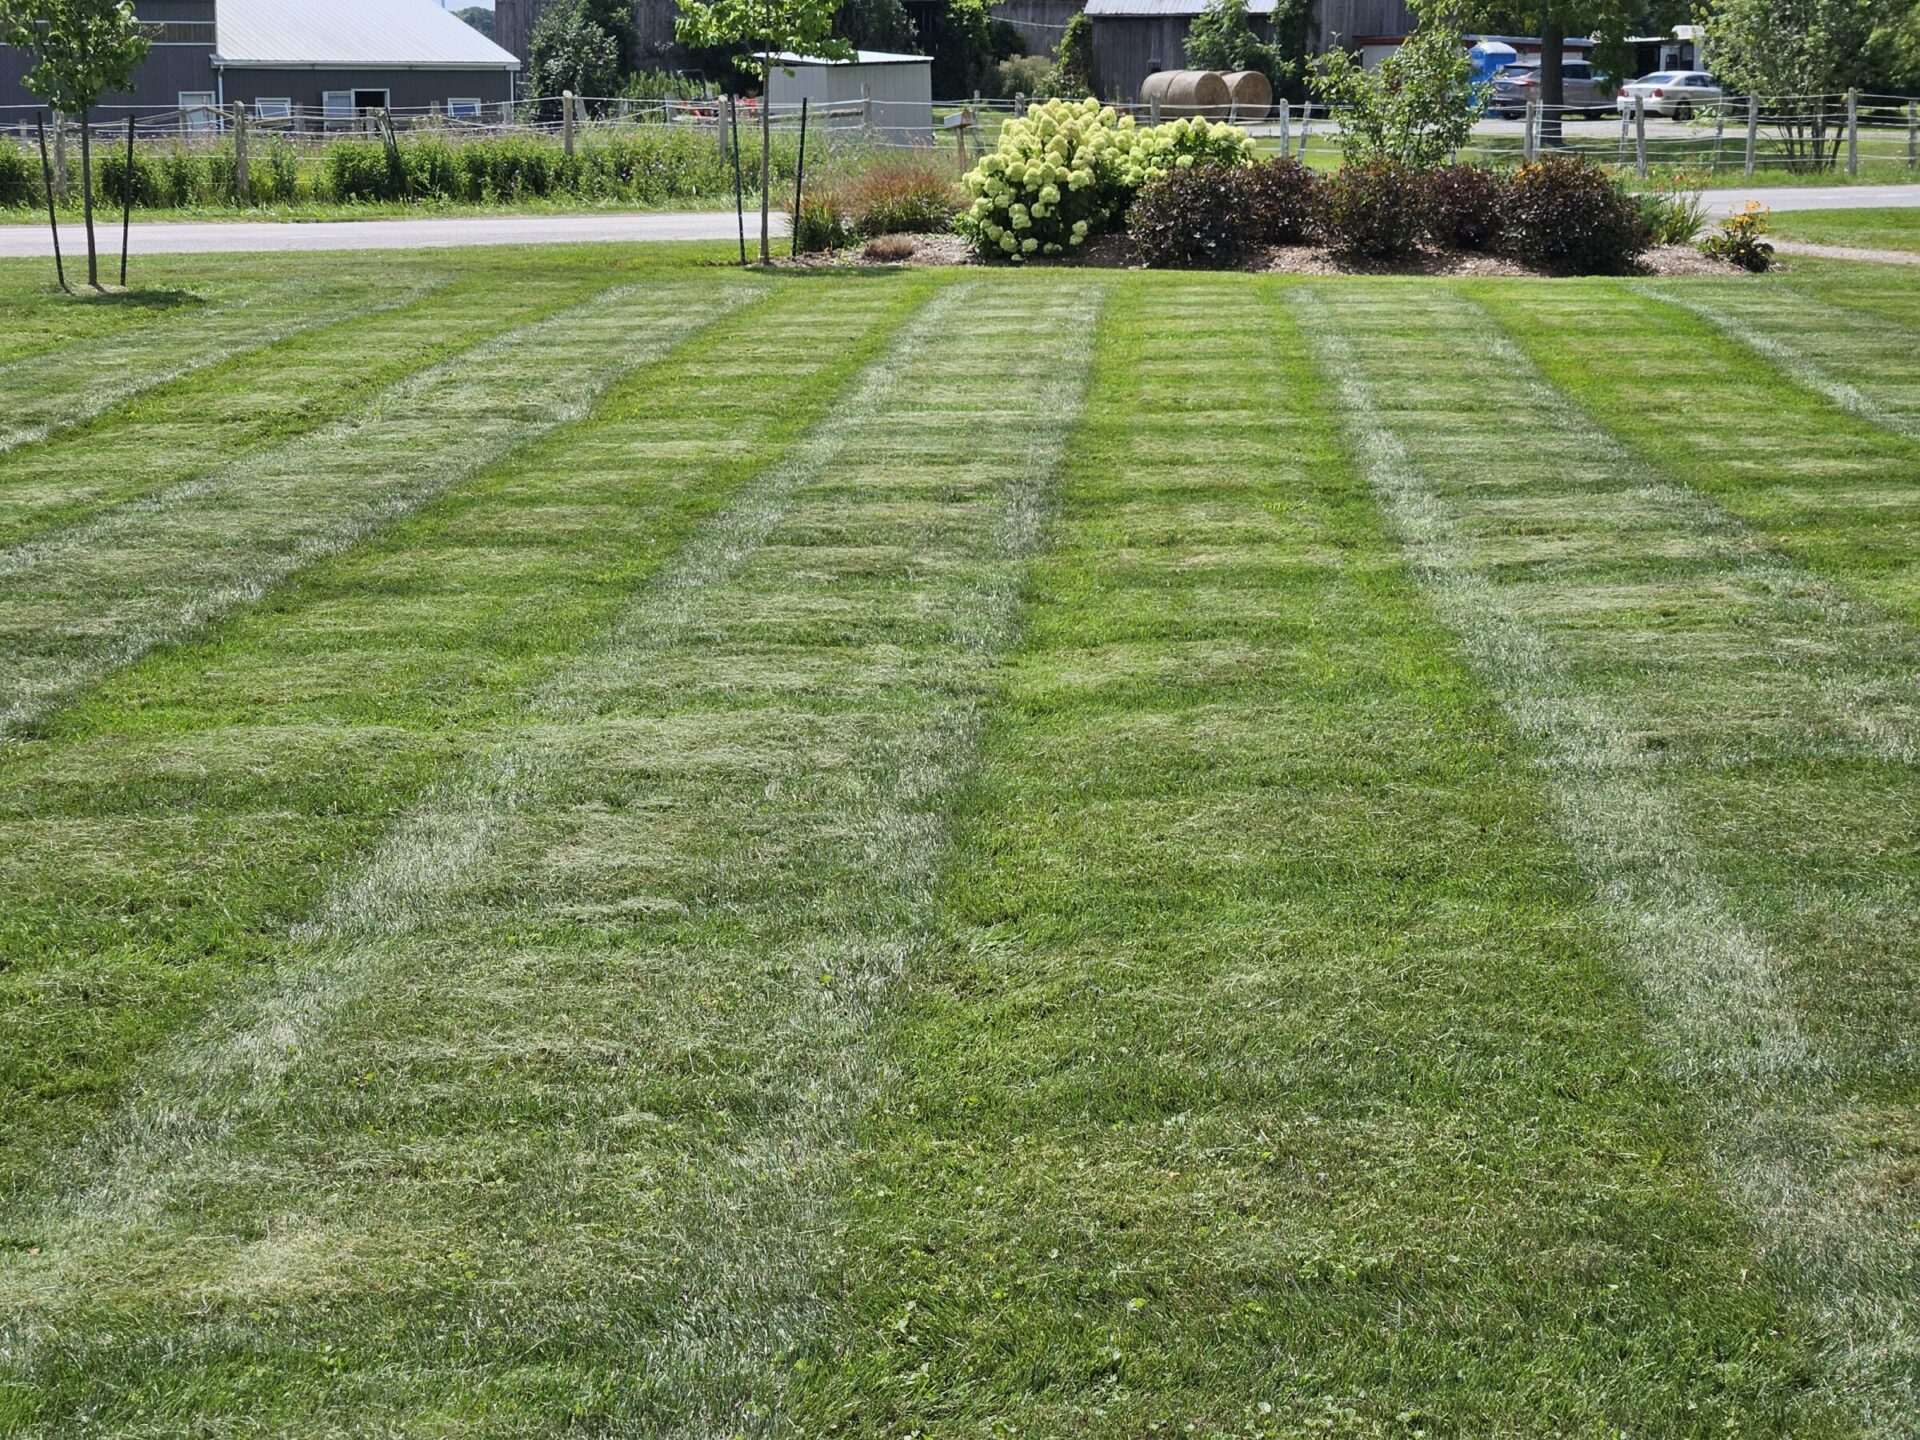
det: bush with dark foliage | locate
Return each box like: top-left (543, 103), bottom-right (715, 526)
top-left (1125, 162), bottom-right (1259, 269)
top-left (1504, 154), bottom-right (1650, 274)
top-left (1423, 163), bottom-right (1508, 252)
top-left (1317, 160), bottom-right (1424, 259)
top-left (1244, 155), bottom-right (1318, 244)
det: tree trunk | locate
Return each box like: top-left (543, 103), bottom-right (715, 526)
top-left (78, 108), bottom-right (100, 288)
top-left (759, 58), bottom-right (772, 264)
top-left (1538, 11), bottom-right (1564, 150)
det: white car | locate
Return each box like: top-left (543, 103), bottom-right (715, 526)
top-left (1616, 72), bottom-right (1724, 121)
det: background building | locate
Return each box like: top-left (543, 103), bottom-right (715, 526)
top-left (1, 0), bottom-right (521, 116)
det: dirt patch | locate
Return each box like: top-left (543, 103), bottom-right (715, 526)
top-left (776, 233), bottom-right (1761, 278)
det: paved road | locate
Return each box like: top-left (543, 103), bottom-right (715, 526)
top-left (0, 209), bottom-right (784, 258)
top-left (1773, 239), bottom-right (1920, 266)
top-left (0, 186), bottom-right (1912, 258)
top-left (1703, 184), bottom-right (1920, 217)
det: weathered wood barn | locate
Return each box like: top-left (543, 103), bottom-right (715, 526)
top-left (1081, 0), bottom-right (1412, 106)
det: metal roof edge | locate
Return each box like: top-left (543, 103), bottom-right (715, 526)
top-left (212, 56), bottom-right (520, 70)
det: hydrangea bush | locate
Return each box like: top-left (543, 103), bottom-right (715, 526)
top-left (956, 98), bottom-right (1252, 261)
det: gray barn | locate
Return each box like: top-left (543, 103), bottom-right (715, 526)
top-left (2, 0), bottom-right (520, 119)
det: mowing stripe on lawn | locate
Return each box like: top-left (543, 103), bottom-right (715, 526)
top-left (1290, 285), bottom-right (1812, 1082)
top-left (0, 271), bottom-right (352, 371)
top-left (1644, 286), bottom-right (1920, 441)
top-left (0, 274), bottom-right (456, 458)
top-left (1491, 282), bottom-right (1920, 628)
top-left (1, 277), bottom-right (1107, 1435)
top-left (0, 269), bottom-right (610, 548)
top-left (1291, 282), bottom-right (1920, 1436)
top-left (0, 272), bottom-right (932, 1216)
top-left (0, 276), bottom-right (758, 747)
top-left (792, 275), bottom-right (1820, 1435)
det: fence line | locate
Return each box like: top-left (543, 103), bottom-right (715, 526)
top-left (4, 88), bottom-right (1916, 187)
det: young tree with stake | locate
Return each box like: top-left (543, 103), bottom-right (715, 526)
top-left (0, 0), bottom-right (148, 290)
top-left (677, 0), bottom-right (849, 264)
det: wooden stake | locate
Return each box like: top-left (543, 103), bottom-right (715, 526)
top-left (728, 95), bottom-right (746, 266)
top-left (35, 113), bottom-right (70, 294)
top-left (790, 95), bottom-right (808, 258)
top-left (120, 114), bottom-right (133, 287)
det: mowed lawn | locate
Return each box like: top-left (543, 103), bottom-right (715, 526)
top-left (0, 241), bottom-right (1917, 1438)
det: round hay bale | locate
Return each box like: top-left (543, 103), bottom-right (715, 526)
top-left (1221, 69), bottom-right (1272, 121)
top-left (1139, 69), bottom-right (1230, 118)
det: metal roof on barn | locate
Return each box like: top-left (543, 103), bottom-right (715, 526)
top-left (214, 0), bottom-right (521, 70)
top-left (1084, 0), bottom-right (1280, 16)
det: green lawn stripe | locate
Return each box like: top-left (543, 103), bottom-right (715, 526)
top-left (0, 277), bottom-right (759, 747)
top-left (1645, 286), bottom-right (1920, 441)
top-left (0, 275), bottom-right (457, 458)
top-left (1, 276), bottom-right (1108, 1435)
top-left (0, 273), bottom-right (929, 1223)
top-left (0, 269), bottom-right (617, 550)
top-left (803, 275), bottom-right (1819, 1435)
top-left (0, 270), bottom-right (371, 369)
top-left (1292, 282), bottom-right (1916, 1434)
top-left (1489, 283), bottom-right (1920, 625)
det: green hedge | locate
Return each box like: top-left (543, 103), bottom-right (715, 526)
top-left (0, 127), bottom-right (805, 212)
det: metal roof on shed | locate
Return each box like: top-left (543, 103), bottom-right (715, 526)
top-left (214, 0), bottom-right (521, 70)
top-left (764, 49), bottom-right (931, 66)
top-left (1085, 0), bottom-right (1279, 15)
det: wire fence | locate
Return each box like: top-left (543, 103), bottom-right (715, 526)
top-left (3, 86), bottom-right (1916, 211)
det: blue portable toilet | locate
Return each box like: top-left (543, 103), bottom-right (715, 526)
top-left (1468, 39), bottom-right (1519, 84)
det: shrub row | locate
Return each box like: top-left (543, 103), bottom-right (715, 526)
top-left (0, 127), bottom-right (799, 210)
top-left (1126, 154), bottom-right (1655, 275)
top-left (955, 100), bottom-right (1253, 261)
top-left (793, 155), bottom-right (960, 252)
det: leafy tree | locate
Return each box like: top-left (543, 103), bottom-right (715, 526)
top-left (835, 0), bottom-right (916, 50)
top-left (988, 18), bottom-right (1028, 60)
top-left (1037, 10), bottom-right (1093, 96)
top-left (678, 0), bottom-right (850, 262)
top-left (1184, 0), bottom-right (1294, 92)
top-left (925, 0), bottom-right (993, 97)
top-left (1864, 1), bottom-right (1920, 95)
top-left (454, 5), bottom-right (495, 39)
top-left (0, 0), bottom-right (148, 289)
top-left (1468, 0), bottom-right (1664, 142)
top-left (1311, 0), bottom-right (1480, 170)
top-left (528, 0), bottom-right (624, 99)
top-left (1700, 0), bottom-right (1883, 169)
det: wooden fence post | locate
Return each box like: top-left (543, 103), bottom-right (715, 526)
top-left (1523, 99), bottom-right (1536, 162)
top-left (1846, 87), bottom-right (1858, 176)
top-left (1149, 94), bottom-right (1160, 127)
top-left (1277, 99), bottom-right (1290, 158)
top-left (562, 90), bottom-right (575, 158)
top-left (1744, 92), bottom-right (1758, 176)
top-left (1710, 95), bottom-right (1725, 172)
top-left (1634, 95), bottom-right (1647, 177)
top-left (232, 100), bottom-right (250, 203)
top-left (861, 82), bottom-right (872, 134)
top-left (1909, 100), bottom-right (1918, 169)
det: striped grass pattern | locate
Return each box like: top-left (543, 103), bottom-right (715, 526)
top-left (0, 251), bottom-right (1916, 1436)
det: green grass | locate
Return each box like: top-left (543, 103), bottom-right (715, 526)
top-left (1767, 206), bottom-right (1920, 252)
top-left (0, 246), bottom-right (1917, 1437)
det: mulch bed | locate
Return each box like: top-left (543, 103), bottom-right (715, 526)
top-left (773, 233), bottom-right (1765, 278)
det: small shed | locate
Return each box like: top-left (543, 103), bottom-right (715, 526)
top-left (764, 50), bottom-right (932, 146)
